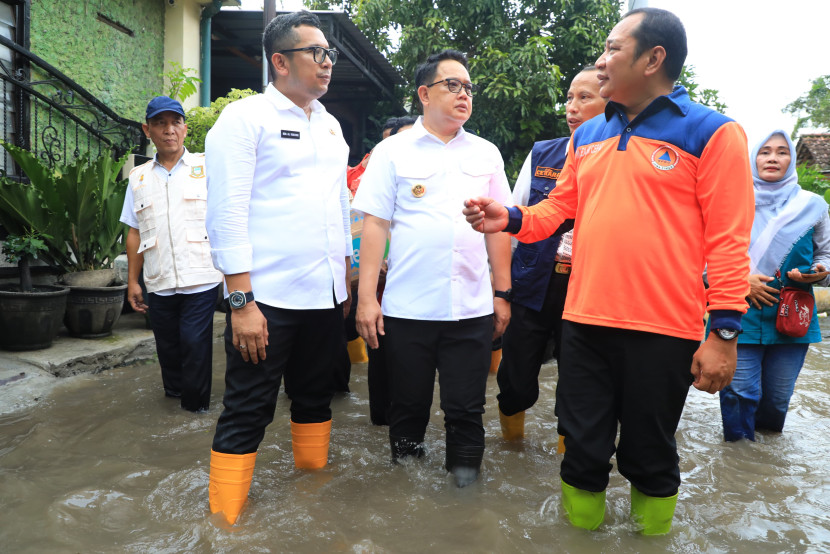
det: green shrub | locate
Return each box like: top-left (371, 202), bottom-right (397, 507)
top-left (184, 88), bottom-right (259, 153)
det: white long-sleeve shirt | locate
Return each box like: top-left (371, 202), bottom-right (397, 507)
top-left (205, 84), bottom-right (351, 309)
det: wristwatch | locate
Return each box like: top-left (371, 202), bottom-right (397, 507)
top-left (713, 328), bottom-right (739, 341)
top-left (494, 289), bottom-right (513, 302)
top-left (228, 290), bottom-right (255, 310)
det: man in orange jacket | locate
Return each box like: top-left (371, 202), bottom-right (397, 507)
top-left (464, 8), bottom-right (753, 535)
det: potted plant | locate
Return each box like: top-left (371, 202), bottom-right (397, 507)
top-left (0, 142), bottom-right (130, 338)
top-left (0, 230), bottom-right (69, 350)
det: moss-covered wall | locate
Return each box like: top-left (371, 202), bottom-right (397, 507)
top-left (29, 0), bottom-right (165, 122)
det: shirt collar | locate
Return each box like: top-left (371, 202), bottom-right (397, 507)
top-left (411, 115), bottom-right (469, 144)
top-left (153, 147), bottom-right (191, 169)
top-left (265, 83), bottom-right (325, 115)
top-left (604, 85), bottom-right (691, 122)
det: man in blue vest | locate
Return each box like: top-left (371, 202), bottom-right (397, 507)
top-left (497, 66), bottom-right (607, 442)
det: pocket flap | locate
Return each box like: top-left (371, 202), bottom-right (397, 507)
top-left (396, 160), bottom-right (437, 180)
top-left (186, 228), bottom-right (210, 242)
top-left (137, 235), bottom-right (157, 254)
top-left (134, 197), bottom-right (153, 212)
top-left (460, 158), bottom-right (498, 177)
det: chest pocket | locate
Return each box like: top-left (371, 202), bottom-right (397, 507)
top-left (395, 160), bottom-right (438, 208)
top-left (529, 177), bottom-right (556, 206)
top-left (183, 181), bottom-right (208, 220)
top-left (133, 189), bottom-right (155, 228)
top-left (460, 159), bottom-right (497, 197)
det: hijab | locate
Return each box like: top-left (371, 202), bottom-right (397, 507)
top-left (748, 130), bottom-right (828, 276)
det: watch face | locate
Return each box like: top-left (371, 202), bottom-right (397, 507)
top-left (716, 329), bottom-right (739, 340)
top-left (229, 291), bottom-right (246, 309)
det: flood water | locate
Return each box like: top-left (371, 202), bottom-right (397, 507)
top-left (2, 319), bottom-right (830, 553)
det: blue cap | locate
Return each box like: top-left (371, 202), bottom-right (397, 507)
top-left (145, 96), bottom-right (186, 120)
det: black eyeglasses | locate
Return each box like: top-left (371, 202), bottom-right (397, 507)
top-left (278, 46), bottom-right (338, 66)
top-left (425, 78), bottom-right (478, 97)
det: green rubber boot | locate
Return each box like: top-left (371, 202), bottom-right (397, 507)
top-left (630, 486), bottom-right (678, 535)
top-left (560, 479), bottom-right (605, 530)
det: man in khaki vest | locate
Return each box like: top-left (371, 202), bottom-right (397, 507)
top-left (120, 95), bottom-right (222, 413)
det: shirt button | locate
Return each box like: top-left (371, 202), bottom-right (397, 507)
top-left (625, 128), bottom-right (632, 133)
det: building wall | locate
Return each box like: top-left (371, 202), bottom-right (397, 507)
top-left (29, 0), bottom-right (165, 122)
top-left (164, 0), bottom-right (205, 112)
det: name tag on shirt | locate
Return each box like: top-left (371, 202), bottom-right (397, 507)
top-left (281, 130), bottom-right (300, 139)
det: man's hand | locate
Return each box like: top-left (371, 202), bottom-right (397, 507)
top-left (231, 303), bottom-right (269, 364)
top-left (463, 197), bottom-right (509, 234)
top-left (690, 334), bottom-right (737, 394)
top-left (493, 297), bottom-right (511, 339)
top-left (747, 274), bottom-right (779, 309)
top-left (356, 297), bottom-right (384, 350)
top-left (787, 263), bottom-right (830, 284)
top-left (343, 257), bottom-right (353, 318)
top-left (127, 282), bottom-right (148, 314)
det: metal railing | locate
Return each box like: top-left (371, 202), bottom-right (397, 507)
top-left (0, 34), bottom-right (146, 175)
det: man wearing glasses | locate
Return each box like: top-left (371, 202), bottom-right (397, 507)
top-left (204, 10), bottom-right (351, 525)
top-left (353, 49), bottom-right (512, 488)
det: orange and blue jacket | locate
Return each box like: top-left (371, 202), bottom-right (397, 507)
top-left (504, 87), bottom-right (753, 341)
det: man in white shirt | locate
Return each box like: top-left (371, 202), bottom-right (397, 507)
top-left (353, 49), bottom-right (512, 488)
top-left (120, 96), bottom-right (223, 414)
top-left (204, 10), bottom-right (351, 526)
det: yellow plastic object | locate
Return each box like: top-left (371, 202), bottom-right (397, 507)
top-left (498, 408), bottom-right (525, 441)
top-left (209, 450), bottom-right (257, 525)
top-left (291, 419), bottom-right (332, 469)
top-left (557, 434), bottom-right (566, 454)
top-left (347, 337), bottom-right (369, 363)
top-left (489, 348), bottom-right (502, 374)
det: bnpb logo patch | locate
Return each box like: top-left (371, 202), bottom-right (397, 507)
top-left (650, 145), bottom-right (680, 171)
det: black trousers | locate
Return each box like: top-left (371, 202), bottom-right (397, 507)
top-left (497, 272), bottom-right (569, 416)
top-left (383, 315), bottom-right (492, 447)
top-left (367, 336), bottom-right (389, 425)
top-left (212, 303), bottom-right (341, 455)
top-left (147, 285), bottom-right (219, 412)
top-left (557, 321), bottom-right (698, 498)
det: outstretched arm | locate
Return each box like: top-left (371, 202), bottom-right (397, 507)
top-left (463, 197), bottom-right (509, 234)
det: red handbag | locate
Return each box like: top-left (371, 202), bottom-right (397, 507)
top-left (775, 271), bottom-right (814, 337)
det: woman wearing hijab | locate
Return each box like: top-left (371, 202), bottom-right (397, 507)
top-left (719, 130), bottom-right (830, 442)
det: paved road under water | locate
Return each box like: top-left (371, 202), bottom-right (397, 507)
top-left (2, 320), bottom-right (829, 553)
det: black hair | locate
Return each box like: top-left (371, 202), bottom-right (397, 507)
top-left (381, 117), bottom-right (400, 133)
top-left (390, 116), bottom-right (416, 136)
top-left (623, 8), bottom-right (687, 82)
top-left (262, 10), bottom-right (322, 79)
top-left (413, 49), bottom-right (469, 90)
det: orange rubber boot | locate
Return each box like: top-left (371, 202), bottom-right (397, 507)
top-left (347, 337), bottom-right (368, 363)
top-left (489, 348), bottom-right (502, 374)
top-left (557, 434), bottom-right (566, 454)
top-left (499, 408), bottom-right (525, 441)
top-left (209, 450), bottom-right (257, 525)
top-left (291, 420), bottom-right (332, 469)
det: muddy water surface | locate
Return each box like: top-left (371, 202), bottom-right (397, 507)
top-left (1, 321), bottom-right (830, 553)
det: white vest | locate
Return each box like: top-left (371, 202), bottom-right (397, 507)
top-left (129, 152), bottom-right (223, 293)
